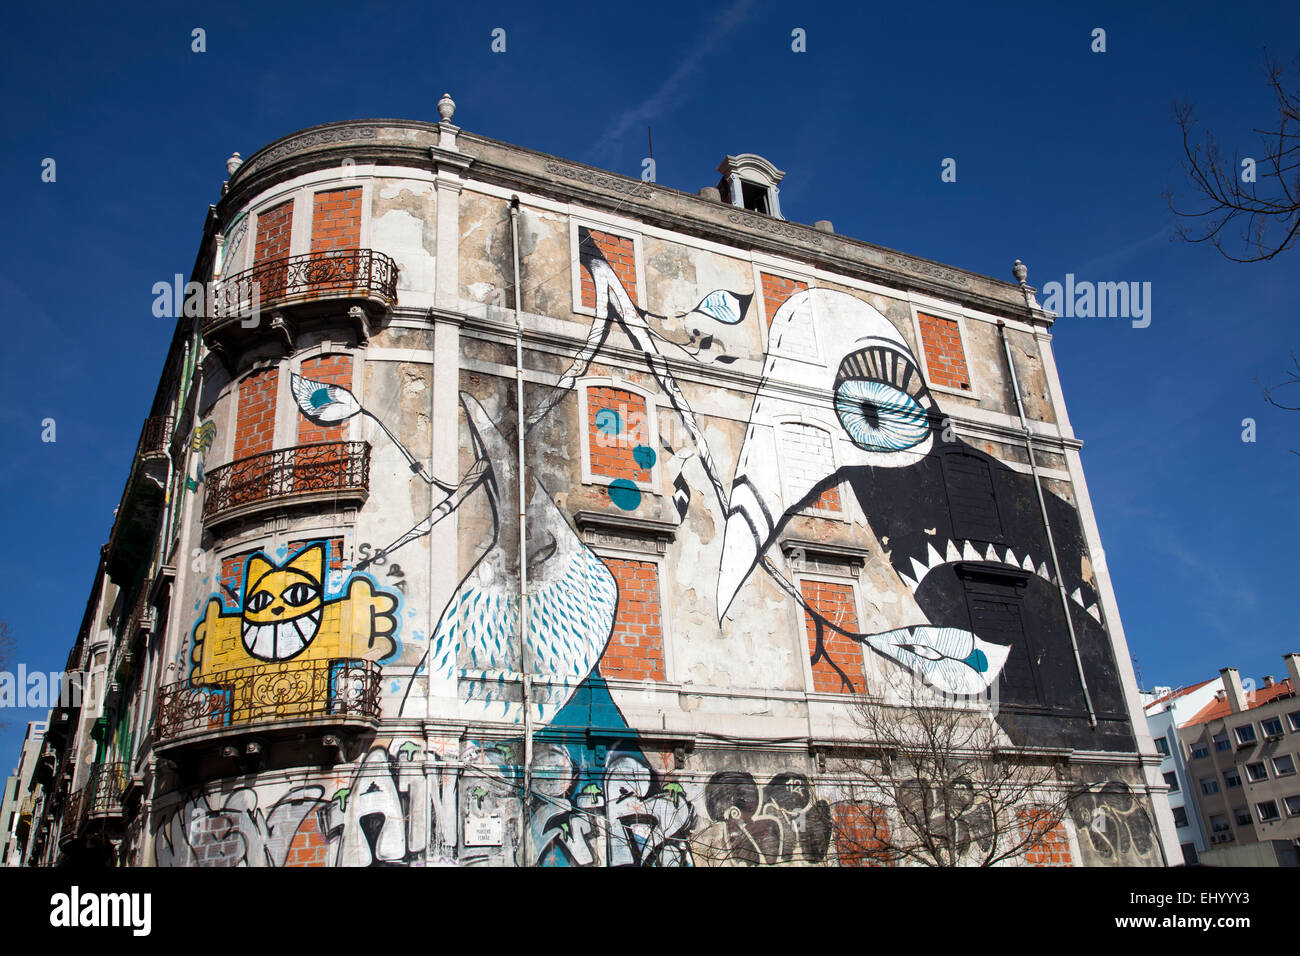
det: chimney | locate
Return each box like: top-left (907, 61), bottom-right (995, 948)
top-left (1285, 652), bottom-right (1300, 693)
top-left (1263, 675), bottom-right (1274, 688)
top-left (1220, 667), bottom-right (1247, 713)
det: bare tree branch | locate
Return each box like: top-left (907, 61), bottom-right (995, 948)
top-left (1166, 53), bottom-right (1300, 262)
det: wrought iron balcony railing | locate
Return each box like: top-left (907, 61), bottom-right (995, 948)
top-left (83, 762), bottom-right (128, 822)
top-left (205, 247), bottom-right (398, 329)
top-left (58, 790), bottom-right (82, 843)
top-left (138, 414), bottom-right (174, 459)
top-left (153, 658), bottom-right (382, 743)
top-left (201, 440), bottom-right (370, 523)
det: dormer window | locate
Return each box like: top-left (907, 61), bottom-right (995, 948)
top-left (717, 154), bottom-right (785, 219)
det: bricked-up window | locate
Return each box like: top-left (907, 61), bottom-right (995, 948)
top-left (777, 421), bottom-right (841, 514)
top-left (1019, 807), bottom-right (1073, 867)
top-left (233, 368), bottom-right (279, 459)
top-left (586, 386), bottom-right (652, 484)
top-left (296, 356), bottom-right (353, 444)
top-left (311, 189), bottom-right (362, 253)
top-left (917, 312), bottom-right (971, 391)
top-left (579, 227), bottom-right (637, 307)
top-left (800, 579), bottom-right (865, 693)
top-left (283, 815), bottom-right (330, 867)
top-left (835, 803), bottom-right (893, 866)
top-left (759, 272), bottom-right (808, 329)
top-left (286, 538), bottom-right (344, 573)
top-left (254, 200), bottom-right (294, 300)
top-left (599, 558), bottom-right (665, 681)
top-left (219, 550), bottom-right (260, 611)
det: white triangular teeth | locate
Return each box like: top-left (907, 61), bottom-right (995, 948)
top-left (1022, 554), bottom-right (1035, 572)
top-left (963, 541), bottom-right (982, 563)
top-left (899, 573), bottom-right (918, 593)
top-left (1037, 561), bottom-right (1051, 581)
top-left (1004, 549), bottom-right (1018, 568)
top-left (946, 540), bottom-right (962, 563)
top-left (985, 544), bottom-right (1000, 562)
top-left (911, 557), bottom-right (930, 583)
top-left (1070, 587), bottom-right (1084, 606)
top-left (927, 543), bottom-right (944, 569)
top-left (1086, 604), bottom-right (1101, 622)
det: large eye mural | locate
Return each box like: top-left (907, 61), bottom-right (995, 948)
top-left (833, 345), bottom-right (934, 453)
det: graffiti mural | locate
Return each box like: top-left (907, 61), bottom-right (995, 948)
top-left (155, 785), bottom-right (324, 867)
top-left (1067, 781), bottom-right (1161, 866)
top-left (189, 542), bottom-right (399, 722)
top-left (696, 770), bottom-right (833, 866)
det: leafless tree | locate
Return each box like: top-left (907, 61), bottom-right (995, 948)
top-left (1167, 53), bottom-right (1300, 262)
top-left (1255, 350), bottom-right (1300, 458)
top-left (830, 678), bottom-right (1080, 867)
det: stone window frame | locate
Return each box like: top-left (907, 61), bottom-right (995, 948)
top-left (792, 568), bottom-right (871, 698)
top-left (223, 358), bottom-right (285, 466)
top-left (907, 299), bottom-right (981, 401)
top-left (770, 413), bottom-right (851, 524)
top-left (575, 376), bottom-right (661, 496)
top-left (237, 175), bottom-right (373, 275)
top-left (587, 543), bottom-right (678, 689)
top-left (568, 214), bottom-right (646, 320)
top-left (1256, 799), bottom-right (1281, 823)
top-left (1272, 753), bottom-right (1296, 777)
top-left (1245, 761), bottom-right (1268, 783)
top-left (750, 258), bottom-right (823, 366)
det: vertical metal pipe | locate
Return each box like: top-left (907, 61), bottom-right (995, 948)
top-left (509, 196), bottom-right (533, 864)
top-left (996, 321), bottom-right (1097, 728)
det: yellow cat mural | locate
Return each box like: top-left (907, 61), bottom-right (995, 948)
top-left (191, 543), bottom-right (398, 723)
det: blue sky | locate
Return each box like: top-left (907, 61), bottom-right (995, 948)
top-left (1, 0), bottom-right (1297, 764)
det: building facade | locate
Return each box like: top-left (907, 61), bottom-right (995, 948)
top-left (28, 101), bottom-right (1174, 867)
top-left (1142, 679), bottom-right (1223, 865)
top-left (1178, 659), bottom-right (1300, 856)
top-left (1, 719), bottom-right (47, 866)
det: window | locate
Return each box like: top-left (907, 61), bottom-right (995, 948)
top-left (1213, 732), bottom-right (1230, 752)
top-left (1235, 724), bottom-right (1257, 745)
top-left (1163, 771), bottom-right (1179, 792)
top-left (1273, 754), bottom-right (1296, 776)
top-left (572, 222), bottom-right (643, 316)
top-left (1262, 716), bottom-right (1284, 737)
top-left (1171, 806), bottom-right (1189, 828)
top-left (1180, 842), bottom-right (1199, 866)
top-left (800, 579), bottom-right (866, 694)
top-left (1209, 813), bottom-right (1229, 833)
top-left (717, 154), bottom-right (785, 219)
top-left (1190, 743), bottom-right (1210, 760)
top-left (1200, 777), bottom-right (1220, 795)
top-left (1234, 807), bottom-right (1252, 827)
top-left (1223, 769), bottom-right (1242, 789)
top-left (776, 421), bottom-right (844, 516)
top-left (598, 558), bottom-right (667, 682)
top-left (1289, 711), bottom-right (1300, 733)
top-left (578, 380), bottom-right (659, 499)
top-left (915, 310), bottom-right (972, 393)
top-left (1246, 762), bottom-right (1268, 782)
top-left (1285, 795), bottom-right (1300, 817)
top-left (1256, 800), bottom-right (1280, 823)
top-left (1154, 737), bottom-right (1170, 756)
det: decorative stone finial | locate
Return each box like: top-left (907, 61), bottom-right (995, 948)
top-left (438, 93), bottom-right (456, 124)
top-left (1012, 259), bottom-right (1028, 285)
top-left (226, 152), bottom-right (243, 176)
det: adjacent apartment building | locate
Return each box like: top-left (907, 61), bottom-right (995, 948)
top-left (1178, 658), bottom-right (1300, 859)
top-left (1143, 679), bottom-right (1223, 865)
top-left (1, 719), bottom-right (47, 866)
top-left (23, 98), bottom-right (1174, 866)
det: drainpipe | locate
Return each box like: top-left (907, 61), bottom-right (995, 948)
top-left (509, 195), bottom-right (532, 865)
top-left (996, 321), bottom-right (1097, 728)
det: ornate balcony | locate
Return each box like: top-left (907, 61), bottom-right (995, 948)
top-left (82, 763), bottom-right (128, 823)
top-left (153, 658), bottom-right (382, 749)
top-left (201, 440), bottom-right (370, 526)
top-left (202, 248), bottom-right (398, 354)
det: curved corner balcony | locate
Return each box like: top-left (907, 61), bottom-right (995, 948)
top-left (153, 658), bottom-right (382, 751)
top-left (202, 247), bottom-right (398, 342)
top-left (201, 440), bottom-right (370, 526)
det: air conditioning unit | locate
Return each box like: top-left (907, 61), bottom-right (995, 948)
top-left (1265, 732), bottom-right (1284, 742)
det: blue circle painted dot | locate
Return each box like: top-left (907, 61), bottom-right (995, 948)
top-left (310, 387), bottom-right (331, 408)
top-left (964, 648), bottom-right (989, 673)
top-left (632, 444), bottom-right (656, 469)
top-left (608, 479), bottom-right (641, 511)
top-left (595, 408), bottom-right (621, 435)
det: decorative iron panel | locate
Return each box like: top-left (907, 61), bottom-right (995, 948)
top-left (153, 658), bottom-right (382, 741)
top-left (207, 247), bottom-right (398, 327)
top-left (201, 441), bottom-right (370, 521)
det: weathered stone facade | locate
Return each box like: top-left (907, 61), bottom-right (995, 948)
top-left (30, 112), bottom-right (1177, 868)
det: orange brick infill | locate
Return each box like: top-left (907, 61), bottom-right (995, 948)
top-left (1019, 808), bottom-right (1073, 866)
top-left (233, 368), bottom-right (279, 458)
top-left (814, 484), bottom-right (841, 512)
top-left (835, 803), bottom-right (893, 866)
top-left (284, 813), bottom-right (330, 867)
top-left (297, 355), bottom-right (353, 443)
top-left (587, 386), bottom-right (651, 482)
top-left (254, 200), bottom-right (294, 263)
top-left (760, 272), bottom-right (808, 328)
top-left (580, 229), bottom-right (637, 307)
top-left (311, 188), bottom-right (362, 252)
top-left (801, 579), bottom-right (865, 693)
top-left (917, 312), bottom-right (971, 390)
top-left (599, 558), bottom-right (665, 681)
